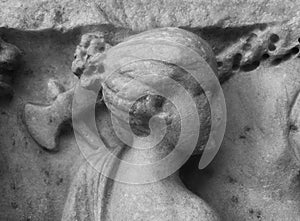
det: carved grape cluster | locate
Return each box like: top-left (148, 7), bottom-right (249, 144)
top-left (72, 32), bottom-right (111, 78)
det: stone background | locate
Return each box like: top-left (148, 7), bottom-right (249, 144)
top-left (1, 0), bottom-right (300, 220)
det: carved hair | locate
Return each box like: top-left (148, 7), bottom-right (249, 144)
top-left (80, 27), bottom-right (218, 153)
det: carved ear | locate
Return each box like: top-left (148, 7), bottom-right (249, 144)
top-left (289, 91), bottom-right (300, 161)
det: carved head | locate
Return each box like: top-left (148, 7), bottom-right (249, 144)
top-left (77, 27), bottom-right (220, 156)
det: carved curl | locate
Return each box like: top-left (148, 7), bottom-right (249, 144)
top-left (80, 27), bottom-right (219, 154)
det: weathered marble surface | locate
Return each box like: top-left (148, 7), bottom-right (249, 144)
top-left (182, 57), bottom-right (300, 220)
top-left (61, 27), bottom-right (221, 221)
top-left (1, 0), bottom-right (300, 221)
top-left (1, 0), bottom-right (300, 31)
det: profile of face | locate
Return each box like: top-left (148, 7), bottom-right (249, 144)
top-left (76, 27), bottom-right (220, 162)
top-left (68, 26), bottom-right (300, 221)
top-left (102, 60), bottom-right (212, 156)
top-left (63, 28), bottom-right (222, 221)
top-left (77, 28), bottom-right (227, 173)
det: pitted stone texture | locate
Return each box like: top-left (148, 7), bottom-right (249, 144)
top-left (0, 0), bottom-right (107, 31)
top-left (207, 19), bottom-right (300, 82)
top-left (0, 29), bottom-right (79, 221)
top-left (182, 58), bottom-right (300, 221)
top-left (1, 1), bottom-right (300, 221)
top-left (0, 0), bottom-right (300, 31)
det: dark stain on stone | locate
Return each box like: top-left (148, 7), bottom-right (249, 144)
top-left (56, 177), bottom-right (64, 186)
top-left (244, 126), bottom-right (251, 132)
top-left (240, 60), bottom-right (260, 72)
top-left (270, 34), bottom-right (280, 43)
top-left (11, 201), bottom-right (18, 209)
top-left (54, 10), bottom-right (64, 24)
top-left (256, 210), bottom-right (262, 220)
top-left (261, 53), bottom-right (270, 60)
top-left (271, 57), bottom-right (282, 66)
top-left (43, 169), bottom-right (52, 185)
top-left (0, 163), bottom-right (4, 178)
top-left (232, 53), bottom-right (242, 70)
top-left (219, 72), bottom-right (235, 84)
top-left (268, 43), bottom-right (276, 51)
top-left (289, 124), bottom-right (298, 131)
top-left (43, 178), bottom-right (50, 185)
top-left (271, 46), bottom-right (299, 66)
top-left (231, 195), bottom-right (239, 204)
top-left (239, 135), bottom-right (246, 139)
top-left (44, 170), bottom-right (50, 177)
top-left (282, 52), bottom-right (293, 61)
top-left (290, 46), bottom-right (299, 55)
top-left (10, 182), bottom-right (16, 190)
top-left (249, 209), bottom-right (263, 220)
top-left (227, 175), bottom-right (238, 184)
top-left (239, 127), bottom-right (251, 139)
top-left (259, 24), bottom-right (268, 31)
top-left (202, 167), bottom-right (215, 179)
